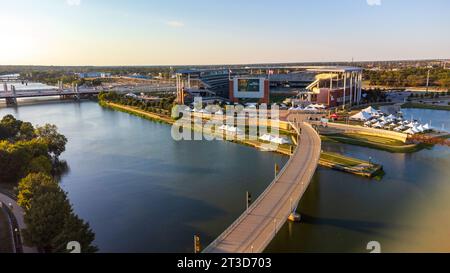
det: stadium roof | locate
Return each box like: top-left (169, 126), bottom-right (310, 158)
top-left (176, 66), bottom-right (363, 75)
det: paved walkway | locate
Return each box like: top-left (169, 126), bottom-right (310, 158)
top-left (204, 122), bottom-right (321, 253)
top-left (0, 192), bottom-right (39, 253)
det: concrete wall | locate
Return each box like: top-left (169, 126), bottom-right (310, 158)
top-left (325, 122), bottom-right (408, 143)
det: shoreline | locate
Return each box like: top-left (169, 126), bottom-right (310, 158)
top-left (401, 102), bottom-right (450, 111)
top-left (100, 101), bottom-right (384, 178)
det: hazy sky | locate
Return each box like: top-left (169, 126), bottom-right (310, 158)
top-left (0, 0), bottom-right (449, 66)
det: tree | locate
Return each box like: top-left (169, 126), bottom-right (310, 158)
top-left (19, 173), bottom-right (97, 253)
top-left (26, 156), bottom-right (53, 176)
top-left (35, 124), bottom-right (67, 158)
top-left (0, 115), bottom-right (22, 140)
top-left (19, 122), bottom-right (36, 141)
top-left (51, 213), bottom-right (98, 253)
top-left (17, 173), bottom-right (59, 210)
top-left (22, 189), bottom-right (72, 252)
top-left (0, 139), bottom-right (49, 184)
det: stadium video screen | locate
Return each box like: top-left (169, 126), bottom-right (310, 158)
top-left (238, 79), bottom-right (260, 92)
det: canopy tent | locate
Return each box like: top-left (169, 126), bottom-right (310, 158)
top-left (387, 114), bottom-right (396, 120)
top-left (404, 128), bottom-right (416, 135)
top-left (362, 106), bottom-right (378, 115)
top-left (219, 125), bottom-right (243, 134)
top-left (372, 122), bottom-right (383, 128)
top-left (423, 124), bottom-right (431, 131)
top-left (330, 113), bottom-right (339, 119)
top-left (310, 104), bottom-right (326, 109)
top-left (304, 105), bottom-right (318, 111)
top-left (259, 134), bottom-right (290, 145)
top-left (259, 134), bottom-right (273, 142)
top-left (350, 111), bottom-right (372, 121)
top-left (412, 127), bottom-right (421, 134)
top-left (271, 136), bottom-right (290, 145)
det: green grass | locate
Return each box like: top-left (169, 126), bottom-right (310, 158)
top-left (320, 152), bottom-right (365, 167)
top-left (0, 208), bottom-right (13, 253)
top-left (321, 133), bottom-right (424, 153)
top-left (402, 102), bottom-right (450, 111)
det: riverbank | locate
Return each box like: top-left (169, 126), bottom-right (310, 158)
top-left (321, 133), bottom-right (424, 153)
top-left (402, 102), bottom-right (450, 111)
top-left (100, 101), bottom-right (175, 125)
top-left (100, 101), bottom-right (387, 178)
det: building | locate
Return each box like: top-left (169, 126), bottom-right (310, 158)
top-left (229, 77), bottom-right (270, 104)
top-left (304, 67), bottom-right (363, 108)
top-left (76, 72), bottom-right (112, 79)
top-left (175, 66), bottom-right (363, 108)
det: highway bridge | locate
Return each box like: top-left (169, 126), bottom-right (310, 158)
top-left (0, 85), bottom-right (176, 105)
top-left (204, 116), bottom-right (321, 253)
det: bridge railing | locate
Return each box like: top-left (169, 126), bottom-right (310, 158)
top-left (244, 122), bottom-right (321, 252)
top-left (204, 124), bottom-right (301, 252)
top-left (204, 121), bottom-right (322, 253)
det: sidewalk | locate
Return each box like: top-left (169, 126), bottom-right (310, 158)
top-left (0, 192), bottom-right (39, 253)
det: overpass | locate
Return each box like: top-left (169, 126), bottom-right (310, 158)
top-left (204, 116), bottom-right (321, 253)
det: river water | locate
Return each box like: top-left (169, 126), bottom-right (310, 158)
top-left (1, 101), bottom-right (449, 253)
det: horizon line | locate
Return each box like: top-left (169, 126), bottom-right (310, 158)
top-left (1, 57), bottom-right (450, 68)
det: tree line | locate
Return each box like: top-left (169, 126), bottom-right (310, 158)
top-left (99, 91), bottom-right (177, 116)
top-left (364, 68), bottom-right (450, 89)
top-left (0, 115), bottom-right (97, 253)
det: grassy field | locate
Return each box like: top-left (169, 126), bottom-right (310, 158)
top-left (321, 152), bottom-right (366, 167)
top-left (321, 133), bottom-right (424, 153)
top-left (319, 152), bottom-right (383, 178)
top-left (100, 102), bottom-right (175, 125)
top-left (402, 102), bottom-right (450, 111)
top-left (0, 208), bottom-right (13, 253)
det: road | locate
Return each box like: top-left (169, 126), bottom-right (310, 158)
top-left (0, 192), bottom-right (38, 253)
top-left (203, 121), bottom-right (321, 253)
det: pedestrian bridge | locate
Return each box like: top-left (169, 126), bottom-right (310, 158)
top-left (203, 118), bottom-right (322, 253)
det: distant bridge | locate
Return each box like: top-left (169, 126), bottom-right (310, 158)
top-left (0, 85), bottom-right (176, 106)
top-left (204, 114), bottom-right (321, 253)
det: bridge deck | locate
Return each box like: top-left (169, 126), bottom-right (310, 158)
top-left (204, 121), bottom-right (321, 253)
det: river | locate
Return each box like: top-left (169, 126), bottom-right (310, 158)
top-left (1, 102), bottom-right (449, 253)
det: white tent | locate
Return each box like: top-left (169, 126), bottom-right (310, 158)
top-left (372, 122), bottom-right (383, 128)
top-left (362, 106), bottom-right (378, 115)
top-left (404, 128), bottom-right (416, 135)
top-left (423, 124), bottom-right (431, 131)
top-left (394, 125), bottom-right (406, 132)
top-left (259, 134), bottom-right (273, 142)
top-left (304, 105), bottom-right (318, 111)
top-left (405, 122), bottom-right (415, 128)
top-left (416, 125), bottom-right (425, 133)
top-left (387, 114), bottom-right (396, 120)
top-left (271, 136), bottom-right (290, 145)
top-left (311, 104), bottom-right (326, 109)
top-left (412, 126), bottom-right (421, 134)
top-left (350, 111), bottom-right (372, 121)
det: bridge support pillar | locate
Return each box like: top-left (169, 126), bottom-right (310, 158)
top-left (274, 163), bottom-right (280, 178)
top-left (5, 97), bottom-right (17, 106)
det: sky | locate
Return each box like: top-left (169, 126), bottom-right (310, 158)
top-left (0, 0), bottom-right (449, 66)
